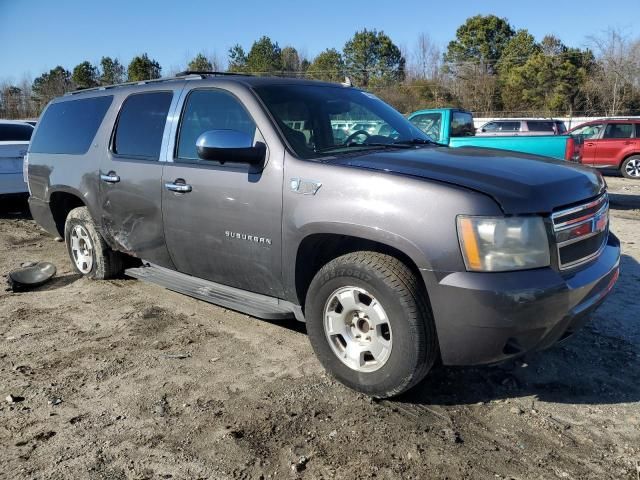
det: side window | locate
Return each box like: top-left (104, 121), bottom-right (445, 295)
top-left (177, 89), bottom-right (256, 161)
top-left (0, 124), bottom-right (33, 141)
top-left (113, 91), bottom-right (173, 159)
top-left (498, 121), bottom-right (521, 132)
top-left (572, 123), bottom-right (603, 138)
top-left (482, 122), bottom-right (498, 132)
top-left (527, 121), bottom-right (555, 132)
top-left (30, 96), bottom-right (113, 154)
top-left (450, 112), bottom-right (475, 137)
top-left (409, 113), bottom-right (442, 140)
top-left (603, 123), bottom-right (633, 139)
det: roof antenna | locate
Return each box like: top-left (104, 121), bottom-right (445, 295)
top-left (341, 76), bottom-right (353, 87)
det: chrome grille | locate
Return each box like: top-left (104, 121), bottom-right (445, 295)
top-left (552, 194), bottom-right (609, 270)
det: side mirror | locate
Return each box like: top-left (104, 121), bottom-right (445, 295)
top-left (481, 128), bottom-right (486, 133)
top-left (196, 130), bottom-right (264, 165)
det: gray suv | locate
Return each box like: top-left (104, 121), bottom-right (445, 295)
top-left (27, 73), bottom-right (620, 398)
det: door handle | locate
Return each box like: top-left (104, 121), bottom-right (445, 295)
top-left (586, 142), bottom-right (595, 147)
top-left (165, 179), bottom-right (192, 193)
top-left (100, 172), bottom-right (120, 183)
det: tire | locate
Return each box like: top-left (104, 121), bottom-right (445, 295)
top-left (621, 155), bottom-right (640, 179)
top-left (64, 206), bottom-right (124, 279)
top-left (305, 251), bottom-right (438, 398)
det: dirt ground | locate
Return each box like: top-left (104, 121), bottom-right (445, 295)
top-left (1, 176), bottom-right (639, 480)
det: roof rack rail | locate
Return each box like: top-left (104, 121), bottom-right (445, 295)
top-left (65, 70), bottom-right (252, 96)
top-left (175, 70), bottom-right (251, 77)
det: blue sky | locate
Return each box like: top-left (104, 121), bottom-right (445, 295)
top-left (1, 0), bottom-right (638, 82)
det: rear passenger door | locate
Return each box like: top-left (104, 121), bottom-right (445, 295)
top-left (99, 88), bottom-right (180, 268)
top-left (594, 123), bottom-right (634, 168)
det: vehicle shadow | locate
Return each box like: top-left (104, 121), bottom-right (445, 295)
top-left (0, 194), bottom-right (32, 220)
top-left (398, 253), bottom-right (640, 406)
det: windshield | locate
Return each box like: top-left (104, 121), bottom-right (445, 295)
top-left (254, 84), bottom-right (431, 159)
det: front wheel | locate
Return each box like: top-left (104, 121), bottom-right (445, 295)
top-left (621, 155), bottom-right (640, 179)
top-left (64, 207), bottom-right (124, 279)
top-left (305, 252), bottom-right (438, 398)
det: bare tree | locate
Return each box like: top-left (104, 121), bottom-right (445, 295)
top-left (410, 33), bottom-right (441, 80)
top-left (586, 29), bottom-right (640, 116)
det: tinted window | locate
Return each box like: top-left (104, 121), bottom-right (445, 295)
top-left (527, 121), bottom-right (556, 132)
top-left (177, 89), bottom-right (256, 161)
top-left (603, 123), bottom-right (633, 139)
top-left (497, 121), bottom-right (521, 132)
top-left (450, 111), bottom-right (475, 137)
top-left (30, 96), bottom-right (113, 154)
top-left (114, 92), bottom-right (173, 159)
top-left (0, 123), bottom-right (33, 141)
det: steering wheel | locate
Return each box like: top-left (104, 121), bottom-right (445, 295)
top-left (344, 130), bottom-right (371, 145)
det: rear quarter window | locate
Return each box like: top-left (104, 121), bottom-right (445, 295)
top-left (527, 121), bottom-right (556, 132)
top-left (30, 96), bottom-right (113, 154)
top-left (0, 123), bottom-right (33, 141)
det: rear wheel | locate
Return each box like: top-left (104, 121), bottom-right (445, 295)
top-left (621, 155), bottom-right (640, 179)
top-left (305, 251), bottom-right (438, 398)
top-left (64, 207), bottom-right (124, 279)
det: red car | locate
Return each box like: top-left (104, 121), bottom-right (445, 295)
top-left (569, 119), bottom-right (640, 178)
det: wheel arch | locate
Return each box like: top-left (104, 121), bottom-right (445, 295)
top-left (291, 224), bottom-right (431, 312)
top-left (48, 188), bottom-right (87, 237)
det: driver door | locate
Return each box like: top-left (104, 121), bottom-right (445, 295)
top-left (161, 87), bottom-right (284, 297)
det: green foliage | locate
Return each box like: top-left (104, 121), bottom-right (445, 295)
top-left (444, 15), bottom-right (515, 70)
top-left (497, 29), bottom-right (540, 74)
top-left (307, 49), bottom-right (344, 82)
top-left (281, 46), bottom-right (301, 73)
top-left (127, 53), bottom-right (161, 82)
top-left (32, 66), bottom-right (73, 108)
top-left (246, 36), bottom-right (282, 74)
top-left (501, 41), bottom-right (594, 114)
top-left (188, 53), bottom-right (213, 72)
top-left (227, 44), bottom-right (247, 72)
top-left (343, 29), bottom-right (405, 87)
top-left (72, 61), bottom-right (99, 90)
top-left (99, 57), bottom-right (125, 85)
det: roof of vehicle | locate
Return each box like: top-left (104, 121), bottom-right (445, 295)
top-left (482, 118), bottom-right (564, 123)
top-left (62, 71), bottom-right (351, 100)
top-left (0, 119), bottom-right (35, 126)
top-left (569, 118), bottom-right (640, 130)
top-left (409, 108), bottom-right (471, 116)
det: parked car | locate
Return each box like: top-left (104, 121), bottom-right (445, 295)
top-left (477, 118), bottom-right (567, 136)
top-left (0, 120), bottom-right (33, 196)
top-left (27, 74), bottom-right (619, 398)
top-left (569, 119), bottom-right (640, 179)
top-left (409, 108), bottom-right (580, 161)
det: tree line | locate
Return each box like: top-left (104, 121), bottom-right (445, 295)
top-left (1, 15), bottom-right (639, 119)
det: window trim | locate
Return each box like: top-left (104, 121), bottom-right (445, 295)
top-left (173, 87), bottom-right (261, 166)
top-left (109, 90), bottom-right (174, 161)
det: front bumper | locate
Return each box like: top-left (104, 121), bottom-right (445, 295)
top-left (423, 232), bottom-right (620, 365)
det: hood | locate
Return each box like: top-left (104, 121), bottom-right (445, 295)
top-left (329, 146), bottom-right (605, 214)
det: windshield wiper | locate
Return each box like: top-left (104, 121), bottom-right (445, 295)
top-left (314, 143), bottom-right (409, 154)
top-left (393, 138), bottom-right (445, 147)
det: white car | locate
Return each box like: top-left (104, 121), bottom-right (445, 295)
top-left (0, 120), bottom-right (33, 195)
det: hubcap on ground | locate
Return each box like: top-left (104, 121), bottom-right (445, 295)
top-left (626, 159), bottom-right (640, 178)
top-left (323, 286), bottom-right (392, 372)
top-left (70, 225), bottom-right (93, 274)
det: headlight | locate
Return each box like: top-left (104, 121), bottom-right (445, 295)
top-left (457, 215), bottom-right (550, 272)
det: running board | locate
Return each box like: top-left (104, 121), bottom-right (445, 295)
top-left (125, 264), bottom-right (303, 321)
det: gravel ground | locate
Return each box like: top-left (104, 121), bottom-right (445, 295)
top-left (0, 179), bottom-right (639, 479)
